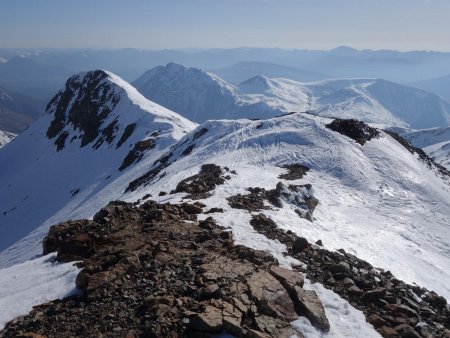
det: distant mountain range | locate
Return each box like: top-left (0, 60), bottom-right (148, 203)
top-left (3, 46), bottom-right (450, 92)
top-left (134, 63), bottom-right (450, 129)
top-left (0, 85), bottom-right (44, 134)
top-left (0, 56), bottom-right (71, 101)
top-left (211, 61), bottom-right (328, 83)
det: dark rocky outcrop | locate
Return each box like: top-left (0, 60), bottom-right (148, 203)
top-left (0, 200), bottom-right (332, 338)
top-left (119, 139), bottom-right (156, 171)
top-left (116, 123), bottom-right (137, 149)
top-left (228, 182), bottom-right (319, 221)
top-left (326, 118), bottom-right (380, 145)
top-left (46, 70), bottom-right (121, 149)
top-left (279, 164), bottom-right (310, 180)
top-left (171, 164), bottom-right (232, 200)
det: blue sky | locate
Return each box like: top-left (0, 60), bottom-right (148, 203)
top-left (1, 0), bottom-right (450, 51)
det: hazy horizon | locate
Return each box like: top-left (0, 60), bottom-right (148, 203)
top-left (2, 0), bottom-right (450, 51)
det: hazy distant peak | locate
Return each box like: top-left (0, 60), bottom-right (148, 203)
top-left (239, 75), bottom-right (273, 91)
top-left (330, 46), bottom-right (359, 54)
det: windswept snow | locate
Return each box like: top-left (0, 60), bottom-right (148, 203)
top-left (123, 113), bottom-right (450, 300)
top-left (0, 253), bottom-right (80, 330)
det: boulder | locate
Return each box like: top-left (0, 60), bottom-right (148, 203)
top-left (292, 237), bottom-right (310, 253)
top-left (292, 286), bottom-right (330, 332)
top-left (247, 271), bottom-right (297, 321)
top-left (190, 306), bottom-right (223, 333)
top-left (269, 265), bottom-right (304, 292)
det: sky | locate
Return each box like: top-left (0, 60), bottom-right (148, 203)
top-left (1, 0), bottom-right (450, 51)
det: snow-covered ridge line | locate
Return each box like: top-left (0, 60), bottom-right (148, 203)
top-left (133, 63), bottom-right (450, 129)
top-left (122, 112), bottom-right (450, 301)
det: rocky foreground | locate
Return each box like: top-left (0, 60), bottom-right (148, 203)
top-left (1, 163), bottom-right (449, 338)
top-left (1, 199), bottom-right (328, 338)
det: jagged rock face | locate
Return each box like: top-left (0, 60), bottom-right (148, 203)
top-left (46, 70), bottom-right (121, 149)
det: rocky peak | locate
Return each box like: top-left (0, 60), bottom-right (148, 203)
top-left (46, 70), bottom-right (121, 149)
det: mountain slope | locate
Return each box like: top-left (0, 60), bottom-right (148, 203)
top-left (0, 85), bottom-right (44, 133)
top-left (0, 56), bottom-right (71, 102)
top-left (211, 61), bottom-right (329, 83)
top-left (1, 72), bottom-right (449, 337)
top-left (402, 126), bottom-right (450, 169)
top-left (0, 69), bottom-right (195, 267)
top-left (134, 64), bottom-right (450, 129)
top-left (122, 113), bottom-right (450, 301)
top-left (413, 74), bottom-right (450, 102)
top-left (235, 76), bottom-right (450, 128)
top-left (132, 62), bottom-right (281, 122)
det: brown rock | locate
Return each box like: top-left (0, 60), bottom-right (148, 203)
top-left (369, 313), bottom-right (390, 328)
top-left (16, 334), bottom-right (46, 338)
top-left (200, 283), bottom-right (220, 299)
top-left (247, 271), bottom-right (297, 321)
top-left (190, 305), bottom-right (223, 333)
top-left (292, 286), bottom-right (330, 332)
top-left (247, 329), bottom-right (271, 338)
top-left (360, 288), bottom-right (386, 304)
top-left (394, 324), bottom-right (421, 338)
top-left (377, 326), bottom-right (397, 336)
top-left (384, 304), bottom-right (417, 317)
top-left (222, 302), bottom-right (243, 335)
top-left (269, 265), bottom-right (304, 292)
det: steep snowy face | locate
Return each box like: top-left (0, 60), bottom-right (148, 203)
top-left (0, 70), bottom-right (196, 266)
top-left (402, 126), bottom-right (450, 169)
top-left (0, 130), bottom-right (15, 148)
top-left (123, 113), bottom-right (450, 299)
top-left (133, 63), bottom-right (245, 122)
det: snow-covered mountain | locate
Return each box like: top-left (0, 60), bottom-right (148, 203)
top-left (0, 69), bottom-right (195, 268)
top-left (132, 62), bottom-right (280, 122)
top-left (0, 85), bottom-right (44, 133)
top-left (134, 64), bottom-right (450, 129)
top-left (402, 126), bottom-right (450, 169)
top-left (0, 130), bottom-right (15, 148)
top-left (1, 70), bottom-right (450, 336)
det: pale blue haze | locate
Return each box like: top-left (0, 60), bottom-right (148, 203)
top-left (0, 0), bottom-right (449, 50)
